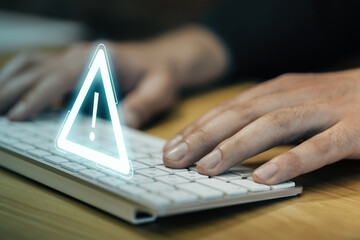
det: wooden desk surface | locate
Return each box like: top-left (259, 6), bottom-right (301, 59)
top-left (1, 58), bottom-right (360, 239)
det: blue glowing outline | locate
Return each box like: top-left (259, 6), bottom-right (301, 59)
top-left (56, 44), bottom-right (133, 179)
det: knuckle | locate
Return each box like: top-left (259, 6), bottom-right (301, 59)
top-left (283, 151), bottom-right (303, 174)
top-left (262, 112), bottom-right (288, 130)
top-left (196, 126), bottom-right (213, 142)
top-left (308, 138), bottom-right (331, 157)
top-left (274, 73), bottom-right (298, 83)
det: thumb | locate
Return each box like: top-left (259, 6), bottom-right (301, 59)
top-left (121, 69), bottom-right (176, 128)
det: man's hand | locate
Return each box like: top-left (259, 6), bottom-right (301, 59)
top-left (0, 26), bottom-right (228, 128)
top-left (163, 69), bottom-right (360, 184)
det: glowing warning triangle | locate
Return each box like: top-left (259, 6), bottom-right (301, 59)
top-left (56, 44), bottom-right (132, 178)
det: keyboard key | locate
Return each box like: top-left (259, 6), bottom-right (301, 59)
top-left (60, 162), bottom-right (87, 172)
top-left (34, 142), bottom-right (55, 151)
top-left (99, 177), bottom-right (127, 187)
top-left (230, 179), bottom-right (270, 192)
top-left (118, 184), bottom-right (148, 196)
top-left (21, 136), bottom-right (49, 145)
top-left (188, 166), bottom-right (197, 172)
top-left (44, 156), bottom-right (68, 165)
top-left (12, 143), bottom-right (35, 151)
top-left (155, 165), bottom-right (188, 174)
top-left (82, 161), bottom-right (99, 169)
top-left (126, 175), bottom-right (154, 184)
top-left (140, 194), bottom-right (171, 208)
top-left (79, 169), bottom-right (105, 179)
top-left (136, 168), bottom-right (169, 178)
top-left (197, 179), bottom-right (247, 196)
top-left (151, 153), bottom-right (163, 159)
top-left (271, 181), bottom-right (295, 190)
top-left (50, 149), bottom-right (70, 156)
top-left (176, 171), bottom-right (209, 181)
top-left (177, 183), bottom-right (223, 200)
top-left (161, 190), bottom-right (198, 204)
top-left (213, 172), bottom-right (242, 182)
top-left (230, 166), bottom-right (253, 177)
top-left (66, 155), bottom-right (88, 164)
top-left (156, 175), bottom-right (190, 185)
top-left (131, 161), bottom-right (150, 170)
top-left (138, 158), bottom-right (164, 167)
top-left (0, 136), bottom-right (20, 146)
top-left (142, 182), bottom-right (175, 193)
top-left (127, 152), bottom-right (149, 160)
top-left (28, 149), bottom-right (51, 158)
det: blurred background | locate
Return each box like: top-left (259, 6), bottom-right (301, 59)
top-left (0, 0), bottom-right (222, 53)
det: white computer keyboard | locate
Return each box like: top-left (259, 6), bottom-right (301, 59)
top-left (0, 113), bottom-right (302, 224)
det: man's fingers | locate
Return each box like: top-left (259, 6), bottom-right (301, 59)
top-left (7, 73), bottom-right (69, 120)
top-left (0, 52), bottom-right (44, 85)
top-left (0, 67), bottom-right (46, 112)
top-left (163, 85), bottom-right (336, 169)
top-left (164, 73), bottom-right (317, 150)
top-left (194, 103), bottom-right (335, 176)
top-left (252, 117), bottom-right (360, 184)
top-left (122, 70), bottom-right (176, 128)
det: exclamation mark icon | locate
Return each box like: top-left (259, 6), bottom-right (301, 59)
top-left (89, 92), bottom-right (99, 141)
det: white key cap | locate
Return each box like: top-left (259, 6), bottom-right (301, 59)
top-left (138, 157), bottom-right (164, 167)
top-left (197, 179), bottom-right (247, 196)
top-left (231, 166), bottom-right (253, 177)
top-left (131, 161), bottom-right (150, 170)
top-left (82, 161), bottom-right (99, 169)
top-left (79, 169), bottom-right (105, 179)
top-left (155, 165), bottom-right (188, 174)
top-left (34, 142), bottom-right (55, 151)
top-left (0, 136), bottom-right (20, 146)
top-left (136, 168), bottom-right (169, 178)
top-left (127, 152), bottom-right (149, 160)
top-left (188, 166), bottom-right (197, 172)
top-left (140, 194), bottom-right (171, 207)
top-left (126, 175), bottom-right (154, 184)
top-left (156, 175), bottom-right (190, 185)
top-left (118, 184), bottom-right (148, 196)
top-left (176, 171), bottom-right (209, 181)
top-left (230, 179), bottom-right (270, 192)
top-left (28, 149), bottom-right (51, 158)
top-left (50, 149), bottom-right (70, 156)
top-left (66, 155), bottom-right (88, 164)
top-left (60, 162), bottom-right (87, 172)
top-left (213, 172), bottom-right (242, 182)
top-left (271, 181), bottom-right (295, 190)
top-left (44, 156), bottom-right (68, 165)
top-left (161, 190), bottom-right (198, 204)
top-left (99, 177), bottom-right (127, 187)
top-left (13, 143), bottom-right (35, 151)
top-left (142, 182), bottom-right (175, 193)
top-left (177, 183), bottom-right (223, 200)
top-left (151, 153), bottom-right (163, 159)
top-left (21, 136), bottom-right (49, 145)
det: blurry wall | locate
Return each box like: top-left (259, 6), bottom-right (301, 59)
top-left (1, 0), bottom-right (223, 40)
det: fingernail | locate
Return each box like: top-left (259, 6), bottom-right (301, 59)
top-left (197, 150), bottom-right (221, 169)
top-left (165, 135), bottom-right (183, 149)
top-left (124, 110), bottom-right (139, 128)
top-left (164, 142), bottom-right (188, 161)
top-left (8, 102), bottom-right (27, 120)
top-left (254, 163), bottom-right (278, 181)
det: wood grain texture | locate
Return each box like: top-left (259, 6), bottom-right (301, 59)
top-left (1, 77), bottom-right (360, 239)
